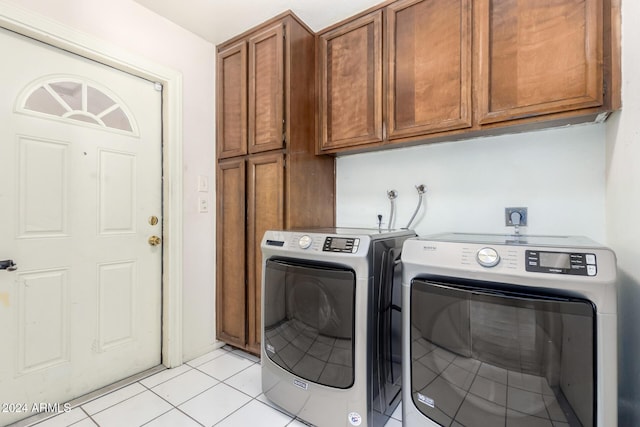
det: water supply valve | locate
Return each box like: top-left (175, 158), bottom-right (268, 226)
top-left (505, 207), bottom-right (528, 234)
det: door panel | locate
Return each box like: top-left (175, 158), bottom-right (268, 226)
top-left (476, 0), bottom-right (603, 124)
top-left (247, 153), bottom-right (284, 354)
top-left (97, 261), bottom-right (136, 351)
top-left (319, 11), bottom-right (383, 150)
top-left (17, 137), bottom-right (69, 237)
top-left (17, 269), bottom-right (68, 374)
top-left (0, 27), bottom-right (162, 426)
top-left (387, 0), bottom-right (472, 139)
top-left (99, 150), bottom-right (136, 234)
top-left (216, 158), bottom-right (247, 348)
top-left (248, 23), bottom-right (284, 154)
top-left (217, 41), bottom-right (248, 159)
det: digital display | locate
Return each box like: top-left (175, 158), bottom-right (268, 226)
top-left (330, 238), bottom-right (350, 250)
top-left (539, 252), bottom-right (571, 269)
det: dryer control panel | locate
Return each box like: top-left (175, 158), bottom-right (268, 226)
top-left (323, 236), bottom-right (360, 253)
top-left (525, 250), bottom-right (597, 276)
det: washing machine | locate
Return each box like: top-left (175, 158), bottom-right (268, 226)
top-left (261, 228), bottom-right (415, 427)
top-left (401, 233), bottom-right (617, 427)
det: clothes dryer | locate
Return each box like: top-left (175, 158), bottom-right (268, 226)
top-left (261, 228), bottom-right (415, 427)
top-left (401, 233), bottom-right (617, 427)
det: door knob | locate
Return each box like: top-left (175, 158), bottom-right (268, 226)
top-left (0, 259), bottom-right (17, 271)
top-left (148, 236), bottom-right (161, 246)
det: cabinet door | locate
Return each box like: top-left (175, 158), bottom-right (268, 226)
top-left (476, 0), bottom-right (603, 124)
top-left (319, 11), bottom-right (383, 151)
top-left (216, 158), bottom-right (246, 348)
top-left (217, 41), bottom-right (247, 159)
top-left (248, 23), bottom-right (285, 154)
top-left (246, 153), bottom-right (284, 354)
top-left (387, 0), bottom-right (472, 139)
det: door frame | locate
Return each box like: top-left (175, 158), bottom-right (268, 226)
top-left (0, 2), bottom-right (184, 367)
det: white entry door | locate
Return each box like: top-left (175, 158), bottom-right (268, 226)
top-left (0, 27), bottom-right (162, 426)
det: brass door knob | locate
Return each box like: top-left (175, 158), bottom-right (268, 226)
top-left (148, 235), bottom-right (162, 246)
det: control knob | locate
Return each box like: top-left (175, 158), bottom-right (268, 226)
top-left (298, 235), bottom-right (312, 249)
top-left (476, 247), bottom-right (500, 267)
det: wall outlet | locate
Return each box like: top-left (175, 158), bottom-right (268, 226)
top-left (505, 207), bottom-right (528, 226)
top-left (198, 197), bottom-right (209, 213)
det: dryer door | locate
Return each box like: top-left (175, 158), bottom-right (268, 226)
top-left (263, 258), bottom-right (356, 388)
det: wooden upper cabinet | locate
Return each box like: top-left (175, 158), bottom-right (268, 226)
top-left (248, 23), bottom-right (285, 154)
top-left (217, 41), bottom-right (247, 159)
top-left (387, 0), bottom-right (472, 139)
top-left (319, 1), bottom-right (472, 151)
top-left (315, 0), bottom-right (618, 153)
top-left (476, 0), bottom-right (604, 124)
top-left (318, 11), bottom-right (383, 151)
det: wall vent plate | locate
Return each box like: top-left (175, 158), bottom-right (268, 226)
top-left (505, 207), bottom-right (528, 226)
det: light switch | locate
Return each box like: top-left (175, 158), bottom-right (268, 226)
top-left (198, 197), bottom-right (209, 213)
top-left (198, 175), bottom-right (209, 192)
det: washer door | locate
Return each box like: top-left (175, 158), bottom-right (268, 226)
top-left (263, 258), bottom-right (356, 388)
top-left (410, 278), bottom-right (595, 427)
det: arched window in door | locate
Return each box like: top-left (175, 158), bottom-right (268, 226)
top-left (16, 76), bottom-right (138, 135)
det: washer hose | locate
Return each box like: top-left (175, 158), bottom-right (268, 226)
top-left (405, 185), bottom-right (427, 229)
top-left (387, 190), bottom-right (398, 231)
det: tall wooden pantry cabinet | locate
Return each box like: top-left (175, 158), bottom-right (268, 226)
top-left (216, 11), bottom-right (335, 355)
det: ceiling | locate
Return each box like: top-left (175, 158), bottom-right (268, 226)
top-left (134, 0), bottom-right (383, 45)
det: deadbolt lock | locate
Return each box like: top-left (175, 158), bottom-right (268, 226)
top-left (148, 216), bottom-right (159, 226)
top-left (148, 235), bottom-right (161, 246)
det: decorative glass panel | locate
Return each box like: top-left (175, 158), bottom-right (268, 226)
top-left (87, 86), bottom-right (115, 115)
top-left (24, 87), bottom-right (67, 116)
top-left (18, 77), bottom-right (137, 135)
top-left (102, 108), bottom-right (133, 132)
top-left (49, 81), bottom-right (83, 110)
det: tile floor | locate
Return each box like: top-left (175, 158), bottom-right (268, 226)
top-left (13, 346), bottom-right (403, 427)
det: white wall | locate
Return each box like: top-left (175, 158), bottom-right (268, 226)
top-left (134, 0), bottom-right (384, 45)
top-left (1, 0), bottom-right (218, 361)
top-left (605, 0), bottom-right (640, 423)
top-left (337, 124), bottom-right (607, 241)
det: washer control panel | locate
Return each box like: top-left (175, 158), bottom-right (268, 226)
top-left (323, 236), bottom-right (360, 253)
top-left (525, 250), bottom-right (597, 276)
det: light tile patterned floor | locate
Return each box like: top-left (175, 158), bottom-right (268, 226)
top-left (12, 346), bottom-right (402, 427)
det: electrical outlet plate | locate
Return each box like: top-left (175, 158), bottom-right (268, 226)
top-left (505, 207), bottom-right (528, 226)
top-left (199, 197), bottom-right (209, 213)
